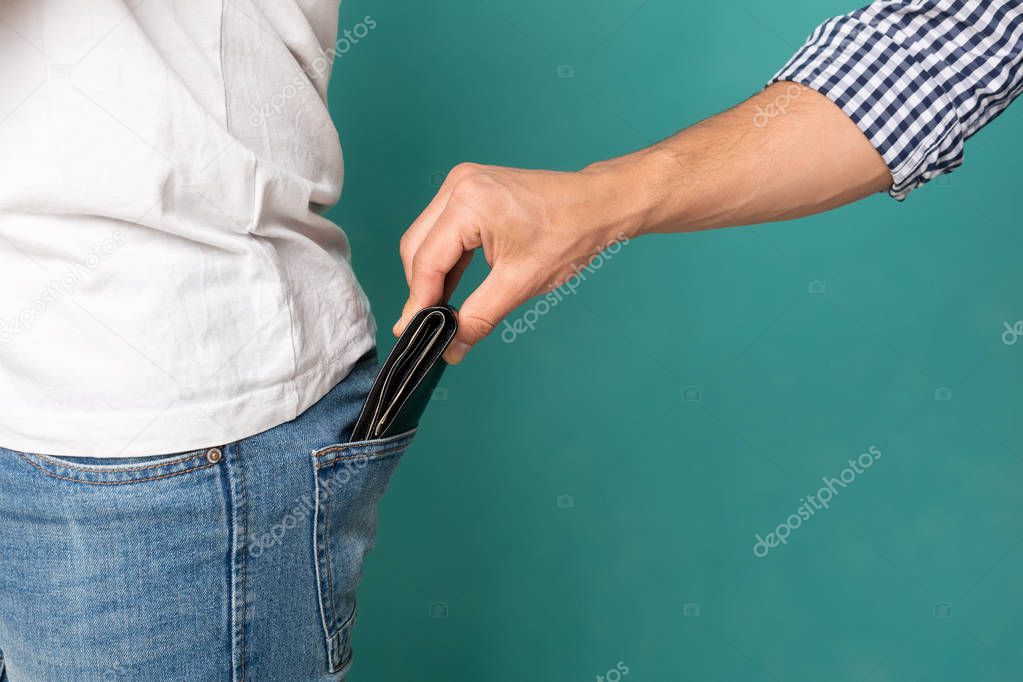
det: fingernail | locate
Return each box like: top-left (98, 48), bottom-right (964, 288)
top-left (444, 341), bottom-right (470, 364)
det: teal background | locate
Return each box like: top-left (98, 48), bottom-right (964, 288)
top-left (326, 1), bottom-right (1023, 680)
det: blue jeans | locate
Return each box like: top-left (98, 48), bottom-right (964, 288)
top-left (0, 352), bottom-right (413, 681)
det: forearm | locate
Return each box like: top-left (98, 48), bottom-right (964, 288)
top-left (577, 82), bottom-right (891, 240)
top-left (398, 2), bottom-right (1022, 362)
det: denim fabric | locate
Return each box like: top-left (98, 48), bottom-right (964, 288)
top-left (0, 351), bottom-right (414, 681)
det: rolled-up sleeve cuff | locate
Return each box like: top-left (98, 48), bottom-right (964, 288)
top-left (769, 15), bottom-right (964, 200)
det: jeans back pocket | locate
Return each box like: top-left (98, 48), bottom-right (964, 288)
top-left (311, 428), bottom-right (416, 674)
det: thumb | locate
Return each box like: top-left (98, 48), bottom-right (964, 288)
top-left (445, 268), bottom-right (523, 364)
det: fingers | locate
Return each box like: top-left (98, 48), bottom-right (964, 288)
top-left (398, 163), bottom-right (478, 286)
top-left (443, 251), bottom-right (474, 302)
top-left (395, 162), bottom-right (527, 363)
top-left (399, 184), bottom-right (453, 286)
top-left (443, 267), bottom-right (523, 364)
top-left (394, 205), bottom-right (480, 335)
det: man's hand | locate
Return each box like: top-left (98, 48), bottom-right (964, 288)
top-left (394, 162), bottom-right (638, 363)
top-left (396, 83), bottom-right (891, 363)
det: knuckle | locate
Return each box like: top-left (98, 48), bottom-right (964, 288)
top-left (460, 313), bottom-right (496, 338)
top-left (450, 172), bottom-right (497, 208)
top-left (410, 251), bottom-right (440, 275)
top-left (446, 162), bottom-right (478, 183)
top-left (398, 234), bottom-right (413, 260)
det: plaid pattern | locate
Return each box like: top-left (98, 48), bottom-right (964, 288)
top-left (771, 1), bottom-right (1023, 199)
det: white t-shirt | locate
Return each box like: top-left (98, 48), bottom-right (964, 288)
top-left (0, 0), bottom-right (375, 457)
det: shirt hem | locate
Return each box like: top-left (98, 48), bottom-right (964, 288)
top-left (0, 332), bottom-right (376, 458)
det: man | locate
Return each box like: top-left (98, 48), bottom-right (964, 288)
top-left (0, 0), bottom-right (1019, 680)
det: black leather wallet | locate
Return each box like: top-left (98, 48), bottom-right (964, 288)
top-left (350, 305), bottom-right (458, 441)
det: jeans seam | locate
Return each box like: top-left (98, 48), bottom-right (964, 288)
top-left (15, 454), bottom-right (218, 485)
top-left (323, 477), bottom-right (338, 633)
top-left (328, 600), bottom-right (357, 672)
top-left (223, 444), bottom-right (249, 682)
top-left (313, 456), bottom-right (337, 654)
top-left (315, 444), bottom-right (408, 470)
top-left (29, 450), bottom-right (209, 473)
top-left (239, 451), bottom-right (248, 681)
top-left (313, 452), bottom-right (343, 672)
top-left (312, 428), bottom-right (417, 460)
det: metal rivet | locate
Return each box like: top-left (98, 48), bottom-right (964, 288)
top-left (206, 448), bottom-right (223, 464)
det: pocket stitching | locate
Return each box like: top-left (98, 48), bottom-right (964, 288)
top-left (319, 476), bottom-right (339, 633)
top-left (313, 428), bottom-right (417, 462)
top-left (15, 453), bottom-right (219, 486)
top-left (328, 600), bottom-right (357, 672)
top-left (29, 450), bottom-right (209, 473)
top-left (315, 443), bottom-right (409, 470)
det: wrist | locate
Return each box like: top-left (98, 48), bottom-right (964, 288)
top-left (577, 146), bottom-right (680, 241)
